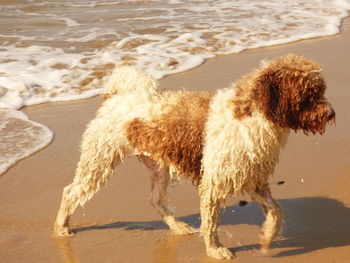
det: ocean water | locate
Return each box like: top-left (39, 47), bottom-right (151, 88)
top-left (0, 0), bottom-right (349, 174)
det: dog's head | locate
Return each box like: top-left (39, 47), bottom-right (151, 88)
top-left (255, 54), bottom-right (335, 134)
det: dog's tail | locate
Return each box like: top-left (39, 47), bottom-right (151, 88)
top-left (101, 66), bottom-right (159, 99)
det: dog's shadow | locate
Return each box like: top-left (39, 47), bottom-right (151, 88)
top-left (73, 197), bottom-right (350, 257)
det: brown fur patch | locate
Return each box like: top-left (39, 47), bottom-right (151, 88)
top-left (126, 91), bottom-right (212, 184)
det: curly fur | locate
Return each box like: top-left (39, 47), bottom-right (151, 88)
top-left (54, 54), bottom-right (335, 259)
top-left (126, 92), bottom-right (211, 185)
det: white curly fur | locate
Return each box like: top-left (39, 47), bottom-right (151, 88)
top-left (198, 88), bottom-right (288, 258)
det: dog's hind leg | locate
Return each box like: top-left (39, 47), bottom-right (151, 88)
top-left (199, 185), bottom-right (234, 259)
top-left (140, 156), bottom-right (196, 235)
top-left (251, 184), bottom-right (283, 253)
top-left (54, 119), bottom-right (129, 236)
top-left (54, 181), bottom-right (83, 236)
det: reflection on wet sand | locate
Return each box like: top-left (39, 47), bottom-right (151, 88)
top-left (55, 237), bottom-right (80, 263)
top-left (153, 233), bottom-right (235, 263)
top-left (153, 234), bottom-right (195, 263)
top-left (53, 228), bottom-right (200, 263)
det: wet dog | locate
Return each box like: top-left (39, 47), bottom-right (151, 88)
top-left (54, 54), bottom-right (335, 259)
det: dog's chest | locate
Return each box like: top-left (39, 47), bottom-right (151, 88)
top-left (201, 93), bottom-right (288, 193)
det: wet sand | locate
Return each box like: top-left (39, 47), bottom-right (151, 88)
top-left (1, 18), bottom-right (350, 263)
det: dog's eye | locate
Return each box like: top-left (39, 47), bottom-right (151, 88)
top-left (300, 97), bottom-right (312, 108)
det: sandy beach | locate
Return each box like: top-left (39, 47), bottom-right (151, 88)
top-left (1, 16), bottom-right (350, 263)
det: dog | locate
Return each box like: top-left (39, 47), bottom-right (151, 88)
top-left (54, 54), bottom-right (335, 259)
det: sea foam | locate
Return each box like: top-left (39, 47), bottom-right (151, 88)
top-left (0, 109), bottom-right (53, 175)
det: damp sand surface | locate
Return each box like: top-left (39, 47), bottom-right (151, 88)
top-left (1, 19), bottom-right (350, 263)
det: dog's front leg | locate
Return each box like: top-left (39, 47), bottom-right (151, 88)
top-left (199, 186), bottom-right (234, 259)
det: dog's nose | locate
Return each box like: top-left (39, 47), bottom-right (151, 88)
top-left (325, 107), bottom-right (335, 121)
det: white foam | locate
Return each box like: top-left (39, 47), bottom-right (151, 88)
top-left (61, 17), bottom-right (81, 27)
top-left (0, 45), bottom-right (102, 109)
top-left (66, 31), bottom-right (100, 42)
top-left (0, 109), bottom-right (53, 175)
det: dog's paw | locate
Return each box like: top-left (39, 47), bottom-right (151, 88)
top-left (259, 238), bottom-right (271, 254)
top-left (53, 225), bottom-right (74, 237)
top-left (170, 221), bottom-right (196, 235)
top-left (259, 232), bottom-right (271, 254)
top-left (260, 246), bottom-right (269, 255)
top-left (207, 246), bottom-right (234, 260)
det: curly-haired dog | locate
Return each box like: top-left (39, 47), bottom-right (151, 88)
top-left (54, 54), bottom-right (335, 259)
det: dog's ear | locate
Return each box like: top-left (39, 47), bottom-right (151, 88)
top-left (255, 68), bottom-right (295, 129)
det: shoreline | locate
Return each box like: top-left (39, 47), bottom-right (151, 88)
top-left (0, 17), bottom-right (349, 263)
